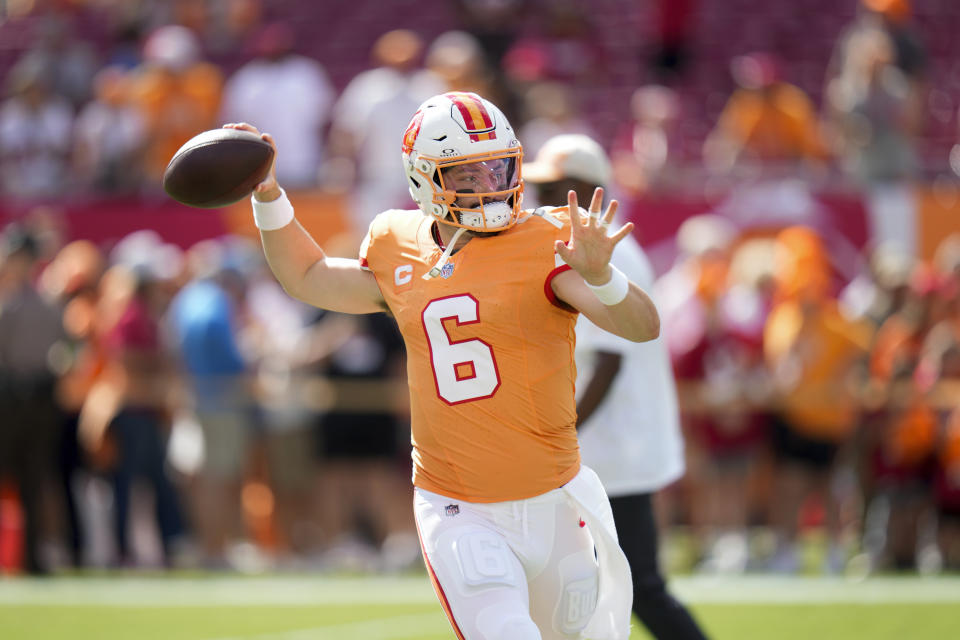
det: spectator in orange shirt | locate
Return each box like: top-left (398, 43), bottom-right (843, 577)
top-left (41, 239), bottom-right (107, 567)
top-left (869, 263), bottom-right (949, 388)
top-left (704, 53), bottom-right (828, 175)
top-left (763, 226), bottom-right (872, 573)
top-left (126, 25), bottom-right (224, 185)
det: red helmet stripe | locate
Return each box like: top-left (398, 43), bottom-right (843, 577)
top-left (448, 92), bottom-right (496, 139)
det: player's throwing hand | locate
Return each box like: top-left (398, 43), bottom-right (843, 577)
top-left (554, 187), bottom-right (634, 286)
top-left (222, 122), bottom-right (280, 201)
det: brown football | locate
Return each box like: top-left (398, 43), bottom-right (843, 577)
top-left (163, 128), bottom-right (274, 208)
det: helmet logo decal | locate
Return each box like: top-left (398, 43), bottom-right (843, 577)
top-left (447, 91), bottom-right (497, 142)
top-left (402, 109), bottom-right (424, 154)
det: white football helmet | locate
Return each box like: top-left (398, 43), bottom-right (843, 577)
top-left (402, 92), bottom-right (524, 232)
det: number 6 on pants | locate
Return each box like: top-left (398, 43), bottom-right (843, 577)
top-left (458, 531), bottom-right (513, 586)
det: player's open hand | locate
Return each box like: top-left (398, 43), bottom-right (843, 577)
top-left (554, 188), bottom-right (634, 285)
top-left (222, 122), bottom-right (281, 201)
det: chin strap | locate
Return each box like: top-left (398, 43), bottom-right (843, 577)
top-left (532, 206), bottom-right (564, 228)
top-left (423, 226), bottom-right (468, 280)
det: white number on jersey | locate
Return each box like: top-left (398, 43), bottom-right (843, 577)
top-left (422, 294), bottom-right (500, 404)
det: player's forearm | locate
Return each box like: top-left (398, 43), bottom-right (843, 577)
top-left (259, 217), bottom-right (385, 314)
top-left (602, 282), bottom-right (660, 343)
top-left (259, 220), bottom-right (329, 302)
top-left (253, 187), bottom-right (340, 306)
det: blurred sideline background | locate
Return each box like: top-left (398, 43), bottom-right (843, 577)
top-left (1, 0), bottom-right (960, 627)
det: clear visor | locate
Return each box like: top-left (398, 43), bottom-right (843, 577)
top-left (439, 157), bottom-right (519, 205)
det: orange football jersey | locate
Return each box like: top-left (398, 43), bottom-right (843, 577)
top-left (360, 208), bottom-right (581, 502)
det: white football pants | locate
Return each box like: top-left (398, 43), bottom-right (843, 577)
top-left (414, 484), bottom-right (600, 640)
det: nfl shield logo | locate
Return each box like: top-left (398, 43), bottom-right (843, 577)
top-left (440, 263), bottom-right (455, 279)
top-left (445, 504), bottom-right (460, 517)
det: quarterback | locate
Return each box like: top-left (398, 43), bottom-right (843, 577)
top-left (228, 91), bottom-right (659, 640)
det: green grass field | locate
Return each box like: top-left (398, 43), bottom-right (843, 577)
top-left (2, 574), bottom-right (959, 639)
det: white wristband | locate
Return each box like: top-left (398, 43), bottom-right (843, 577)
top-left (251, 188), bottom-right (295, 230)
top-left (585, 265), bottom-right (629, 305)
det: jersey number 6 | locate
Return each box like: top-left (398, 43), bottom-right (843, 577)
top-left (422, 294), bottom-right (501, 404)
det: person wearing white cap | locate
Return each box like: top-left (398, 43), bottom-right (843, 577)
top-left (523, 134), bottom-right (615, 210)
top-left (525, 134), bottom-right (710, 640)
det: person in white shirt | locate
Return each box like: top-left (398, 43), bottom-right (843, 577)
top-left (220, 22), bottom-right (335, 188)
top-left (324, 30), bottom-right (444, 236)
top-left (525, 134), bottom-right (709, 640)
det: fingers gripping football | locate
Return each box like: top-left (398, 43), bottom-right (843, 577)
top-left (553, 187), bottom-right (634, 285)
top-left (221, 123), bottom-right (280, 201)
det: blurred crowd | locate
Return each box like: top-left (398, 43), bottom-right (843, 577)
top-left (0, 223), bottom-right (417, 573)
top-left (1, 0), bottom-right (960, 576)
top-left (658, 217), bottom-right (960, 575)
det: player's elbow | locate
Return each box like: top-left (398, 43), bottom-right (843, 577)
top-left (627, 310), bottom-right (660, 343)
top-left (279, 280), bottom-right (308, 303)
top-left (275, 258), bottom-right (324, 303)
top-left (274, 272), bottom-right (311, 304)
top-left (633, 321), bottom-right (660, 343)
top-left (647, 317), bottom-right (661, 341)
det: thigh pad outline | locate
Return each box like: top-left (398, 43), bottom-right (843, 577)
top-left (555, 551), bottom-right (599, 635)
top-left (452, 529), bottom-right (520, 589)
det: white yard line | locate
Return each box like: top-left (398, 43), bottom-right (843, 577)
top-left (1, 574), bottom-right (959, 607)
top-left (0, 576), bottom-right (438, 607)
top-left (669, 575), bottom-right (960, 604)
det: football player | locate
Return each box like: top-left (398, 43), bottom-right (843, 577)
top-left (227, 91), bottom-right (659, 640)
